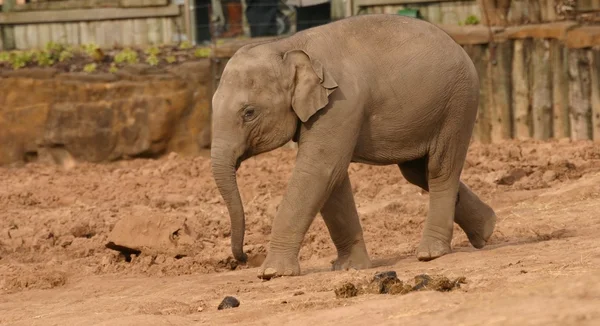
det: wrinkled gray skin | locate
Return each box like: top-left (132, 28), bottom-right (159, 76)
top-left (211, 14), bottom-right (497, 279)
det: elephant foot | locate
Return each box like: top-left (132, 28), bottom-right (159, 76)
top-left (257, 253), bottom-right (300, 280)
top-left (459, 211), bottom-right (497, 249)
top-left (416, 235), bottom-right (451, 261)
top-left (331, 240), bottom-right (372, 271)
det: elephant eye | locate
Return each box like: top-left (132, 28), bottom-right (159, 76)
top-left (243, 108), bottom-right (256, 122)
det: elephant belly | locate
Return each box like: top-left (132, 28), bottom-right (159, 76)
top-left (351, 118), bottom-right (432, 166)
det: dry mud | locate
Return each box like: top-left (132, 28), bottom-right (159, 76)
top-left (1, 140), bottom-right (600, 325)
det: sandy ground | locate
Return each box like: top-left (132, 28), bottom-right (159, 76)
top-left (1, 140), bottom-right (600, 325)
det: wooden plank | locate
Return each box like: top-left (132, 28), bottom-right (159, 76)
top-left (464, 44), bottom-right (491, 143)
top-left (354, 0), bottom-right (466, 8)
top-left (13, 24), bottom-right (27, 50)
top-left (590, 49), bottom-right (600, 142)
top-left (147, 17), bottom-right (161, 44)
top-left (37, 24), bottom-right (52, 48)
top-left (0, 4), bottom-right (180, 25)
top-left (551, 39), bottom-right (570, 139)
top-left (2, 0), bottom-right (16, 50)
top-left (133, 19), bottom-right (149, 46)
top-left (568, 48), bottom-right (592, 140)
top-left (565, 26), bottom-right (600, 49)
top-left (121, 20), bottom-right (135, 46)
top-left (527, 0), bottom-right (542, 24)
top-left (79, 22), bottom-right (92, 45)
top-left (531, 39), bottom-right (553, 140)
top-left (489, 41), bottom-right (514, 142)
top-left (511, 39), bottom-right (532, 139)
top-left (104, 20), bottom-right (123, 47)
top-left (25, 25), bottom-right (38, 49)
top-left (500, 21), bottom-right (577, 40)
top-left (50, 23), bottom-right (68, 44)
top-left (65, 22), bottom-right (80, 45)
top-left (95, 21), bottom-right (108, 48)
top-left (161, 17), bottom-right (173, 44)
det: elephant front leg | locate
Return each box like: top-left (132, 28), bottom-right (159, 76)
top-left (258, 158), bottom-right (351, 280)
top-left (320, 172), bottom-right (371, 271)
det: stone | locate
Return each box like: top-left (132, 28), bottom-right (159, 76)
top-left (217, 296), bottom-right (240, 310)
top-left (105, 207), bottom-right (196, 258)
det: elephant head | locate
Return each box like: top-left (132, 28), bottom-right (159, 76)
top-left (210, 46), bottom-right (338, 262)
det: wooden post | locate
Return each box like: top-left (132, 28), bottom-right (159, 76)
top-left (464, 44), bottom-right (491, 143)
top-left (590, 49), bottom-right (600, 142)
top-left (551, 39), bottom-right (570, 139)
top-left (1, 0), bottom-right (16, 50)
top-left (568, 48), bottom-right (592, 140)
top-left (488, 41), bottom-right (514, 142)
top-left (512, 39), bottom-right (532, 139)
top-left (531, 39), bottom-right (553, 140)
top-left (527, 0), bottom-right (541, 23)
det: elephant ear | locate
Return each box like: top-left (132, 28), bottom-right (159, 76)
top-left (283, 50), bottom-right (338, 123)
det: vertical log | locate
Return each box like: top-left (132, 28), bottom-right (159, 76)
top-left (464, 44), bottom-right (491, 143)
top-left (427, 3), bottom-right (442, 23)
top-left (568, 48), bottom-right (592, 140)
top-left (532, 39), bottom-right (553, 139)
top-left (589, 49), bottom-right (600, 142)
top-left (95, 21), bottom-right (108, 48)
top-left (133, 19), bottom-right (149, 46)
top-left (512, 39), bottom-right (532, 139)
top-left (25, 25), bottom-right (38, 49)
top-left (508, 0), bottom-right (527, 25)
top-left (2, 0), bottom-right (16, 50)
top-left (161, 18), bottom-right (174, 44)
top-left (50, 23), bottom-right (67, 44)
top-left (79, 22), bottom-right (91, 45)
top-left (489, 41), bottom-right (514, 142)
top-left (37, 24), bottom-right (52, 48)
top-left (13, 25), bottom-right (28, 50)
top-left (65, 23), bottom-right (80, 45)
top-left (121, 20), bottom-right (135, 47)
top-left (527, 0), bottom-right (541, 23)
top-left (147, 18), bottom-right (161, 45)
top-left (551, 39), bottom-right (570, 138)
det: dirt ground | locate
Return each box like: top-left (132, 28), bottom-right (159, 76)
top-left (1, 139), bottom-right (600, 325)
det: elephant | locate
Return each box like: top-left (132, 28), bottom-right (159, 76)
top-left (210, 14), bottom-right (497, 280)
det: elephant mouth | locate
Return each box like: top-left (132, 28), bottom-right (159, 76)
top-left (235, 150), bottom-right (252, 171)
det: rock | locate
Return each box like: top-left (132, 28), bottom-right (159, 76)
top-left (496, 168), bottom-right (528, 185)
top-left (542, 170), bottom-right (557, 182)
top-left (105, 208), bottom-right (196, 258)
top-left (367, 271), bottom-right (411, 295)
top-left (217, 296), bottom-right (240, 310)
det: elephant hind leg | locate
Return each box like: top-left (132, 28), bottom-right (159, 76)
top-left (398, 157), bottom-right (496, 250)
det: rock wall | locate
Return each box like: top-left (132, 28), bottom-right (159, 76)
top-left (0, 60), bottom-right (212, 166)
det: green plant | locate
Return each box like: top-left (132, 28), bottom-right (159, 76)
top-left (9, 51), bottom-right (34, 70)
top-left (34, 50), bottom-right (55, 67)
top-left (464, 15), bottom-right (480, 25)
top-left (81, 43), bottom-right (99, 57)
top-left (145, 45), bottom-right (160, 56)
top-left (59, 50), bottom-right (74, 62)
top-left (194, 47), bottom-right (211, 58)
top-left (166, 55), bottom-right (177, 64)
top-left (109, 62), bottom-right (119, 73)
top-left (44, 41), bottom-right (65, 54)
top-left (83, 63), bottom-right (97, 73)
top-left (146, 54), bottom-right (159, 66)
top-left (114, 48), bottom-right (139, 64)
top-left (0, 51), bottom-right (10, 63)
top-left (179, 40), bottom-right (192, 50)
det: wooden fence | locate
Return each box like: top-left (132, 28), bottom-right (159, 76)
top-left (210, 22), bottom-right (600, 143)
top-left (0, 0), bottom-right (185, 50)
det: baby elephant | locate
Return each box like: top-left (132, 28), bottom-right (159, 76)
top-left (211, 14), bottom-right (497, 279)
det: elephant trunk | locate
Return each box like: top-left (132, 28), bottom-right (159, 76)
top-left (211, 145), bottom-right (248, 263)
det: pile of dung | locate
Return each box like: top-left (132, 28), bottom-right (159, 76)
top-left (334, 271), bottom-right (466, 299)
